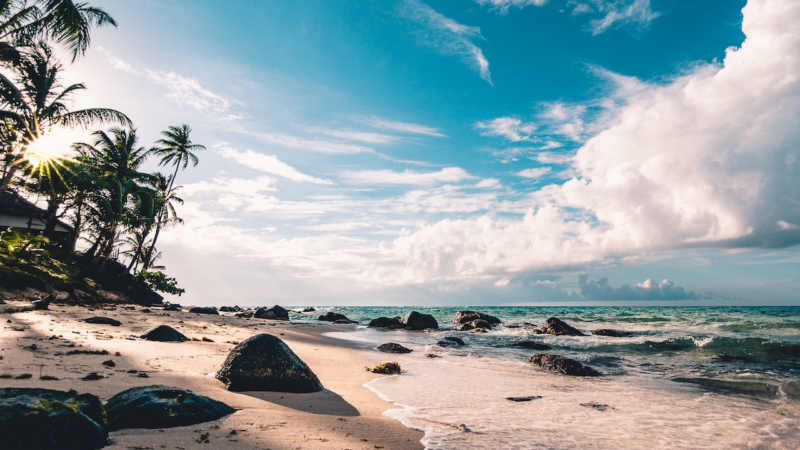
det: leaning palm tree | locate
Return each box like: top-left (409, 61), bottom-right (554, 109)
top-left (134, 172), bottom-right (182, 272)
top-left (142, 125), bottom-right (203, 270)
top-left (0, 42), bottom-right (131, 195)
top-left (0, 0), bottom-right (116, 63)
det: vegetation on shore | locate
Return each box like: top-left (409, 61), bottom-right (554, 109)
top-left (0, 0), bottom-right (202, 302)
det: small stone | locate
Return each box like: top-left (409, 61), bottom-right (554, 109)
top-left (378, 343), bottom-right (412, 353)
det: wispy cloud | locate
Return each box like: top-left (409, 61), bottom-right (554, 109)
top-left (476, 117), bottom-right (536, 141)
top-left (340, 167), bottom-right (475, 186)
top-left (398, 0), bottom-right (493, 84)
top-left (516, 167), bottom-right (552, 178)
top-left (360, 116), bottom-right (447, 137)
top-left (244, 131), bottom-right (375, 154)
top-left (216, 143), bottom-right (334, 185)
top-left (308, 127), bottom-right (400, 144)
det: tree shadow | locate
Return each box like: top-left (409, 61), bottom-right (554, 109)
top-left (240, 389), bottom-right (360, 416)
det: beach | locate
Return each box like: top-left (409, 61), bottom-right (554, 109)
top-left (0, 303), bottom-right (424, 450)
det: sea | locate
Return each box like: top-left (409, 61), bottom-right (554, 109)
top-left (295, 306), bottom-right (800, 450)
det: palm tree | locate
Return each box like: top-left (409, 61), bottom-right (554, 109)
top-left (0, 42), bottom-right (131, 196)
top-left (0, 0), bottom-right (116, 63)
top-left (143, 125), bottom-right (203, 270)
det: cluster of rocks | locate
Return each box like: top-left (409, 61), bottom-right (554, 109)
top-left (452, 311), bottom-right (502, 331)
top-left (0, 385), bottom-right (234, 450)
top-left (318, 312), bottom-right (358, 324)
top-left (368, 311), bottom-right (439, 330)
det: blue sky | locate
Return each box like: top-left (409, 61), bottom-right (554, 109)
top-left (43, 0), bottom-right (800, 305)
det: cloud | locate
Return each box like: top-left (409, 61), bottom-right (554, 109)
top-left (475, 0), bottom-right (659, 34)
top-left (340, 167), bottom-right (475, 186)
top-left (216, 143), bottom-right (334, 185)
top-left (578, 275), bottom-right (697, 300)
top-left (476, 117), bottom-right (536, 142)
top-left (309, 128), bottom-right (400, 144)
top-left (244, 131), bottom-right (375, 154)
top-left (398, 0), bottom-right (492, 84)
top-left (516, 167), bottom-right (552, 178)
top-left (360, 116), bottom-right (446, 137)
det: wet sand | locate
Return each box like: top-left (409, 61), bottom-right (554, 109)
top-left (0, 303), bottom-right (424, 450)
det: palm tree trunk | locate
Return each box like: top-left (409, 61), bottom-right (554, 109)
top-left (142, 165), bottom-right (178, 271)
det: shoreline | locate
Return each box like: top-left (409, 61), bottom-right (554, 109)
top-left (0, 304), bottom-right (424, 450)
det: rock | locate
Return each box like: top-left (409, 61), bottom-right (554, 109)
top-left (318, 312), bottom-right (349, 322)
top-left (365, 362), bottom-right (401, 374)
top-left (368, 316), bottom-right (404, 328)
top-left (140, 325), bottom-right (189, 342)
top-left (189, 307), bottom-right (218, 315)
top-left (0, 387), bottom-right (107, 450)
top-left (425, 353), bottom-right (440, 358)
top-left (453, 310), bottom-right (502, 326)
top-left (443, 336), bottom-right (465, 345)
top-left (254, 305), bottom-right (289, 321)
top-left (401, 311), bottom-right (439, 330)
top-left (436, 340), bottom-right (458, 348)
top-left (528, 354), bottom-right (600, 377)
top-left (580, 403), bottom-right (609, 411)
top-left (532, 317), bottom-right (586, 336)
top-left (591, 329), bottom-right (631, 337)
top-left (81, 373), bottom-right (104, 381)
top-left (333, 319), bottom-right (358, 324)
top-left (216, 334), bottom-right (323, 392)
top-left (33, 292), bottom-right (56, 310)
top-left (302, 307), bottom-right (316, 312)
top-left (105, 385), bottom-right (235, 431)
top-left (235, 312), bottom-right (253, 319)
top-left (506, 396), bottom-right (542, 402)
top-left (71, 289), bottom-right (96, 304)
top-left (378, 343), bottom-right (413, 354)
top-left (511, 340), bottom-right (552, 350)
top-left (163, 305), bottom-right (181, 312)
top-left (457, 319), bottom-right (492, 331)
top-left (84, 317), bottom-right (122, 327)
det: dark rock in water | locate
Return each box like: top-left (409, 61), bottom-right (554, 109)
top-left (140, 325), bottom-right (189, 342)
top-left (163, 305), bottom-right (181, 311)
top-left (672, 377), bottom-right (781, 398)
top-left (506, 396), bottom-right (542, 402)
top-left (0, 387), bottom-right (107, 450)
top-left (591, 329), bottom-right (631, 337)
top-left (303, 307), bottom-right (316, 312)
top-left (189, 307), bottom-right (218, 315)
top-left (333, 319), bottom-right (358, 324)
top-left (318, 312), bottom-right (349, 322)
top-left (216, 334), bottom-right (323, 392)
top-left (219, 306), bottom-right (242, 312)
top-left (580, 403), bottom-right (609, 411)
top-left (457, 319), bottom-right (493, 331)
top-left (453, 311), bottom-right (502, 326)
top-left (436, 340), bottom-right (457, 348)
top-left (378, 343), bottom-right (413, 354)
top-left (401, 311), bottom-right (439, 330)
top-left (532, 317), bottom-right (586, 336)
top-left (368, 316), bottom-right (404, 328)
top-left (255, 305), bottom-right (289, 321)
top-left (443, 336), bottom-right (465, 346)
top-left (511, 340), bottom-right (552, 350)
top-left (105, 385), bottom-right (235, 431)
top-left (84, 317), bottom-right (121, 326)
top-left (529, 354), bottom-right (600, 377)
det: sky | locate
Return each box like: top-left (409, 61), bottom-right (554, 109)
top-left (35, 0), bottom-right (800, 306)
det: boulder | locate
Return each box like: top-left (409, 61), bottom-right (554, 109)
top-left (528, 354), bottom-right (600, 377)
top-left (368, 316), bottom-right (404, 328)
top-left (401, 311), bottom-right (439, 330)
top-left (591, 329), bottom-right (631, 337)
top-left (457, 319), bottom-right (492, 331)
top-left (235, 312), bottom-right (254, 319)
top-left (302, 307), bottom-right (316, 312)
top-left (443, 336), bottom-right (465, 345)
top-left (140, 325), bottom-right (189, 342)
top-left (189, 307), bottom-right (218, 315)
top-left (318, 312), bottom-right (349, 322)
top-left (0, 387), bottom-right (107, 450)
top-left (105, 385), bottom-right (235, 431)
top-left (219, 306), bottom-right (242, 312)
top-left (453, 310), bottom-right (502, 326)
top-left (532, 317), bottom-right (586, 336)
top-left (377, 343), bottom-right (413, 354)
top-left (216, 334), bottom-right (323, 392)
top-left (163, 305), bottom-right (181, 312)
top-left (365, 362), bottom-right (401, 374)
top-left (83, 317), bottom-right (121, 327)
top-left (436, 340), bottom-right (458, 348)
top-left (511, 340), bottom-right (552, 350)
top-left (254, 305), bottom-right (289, 321)
top-left (333, 319), bottom-right (358, 324)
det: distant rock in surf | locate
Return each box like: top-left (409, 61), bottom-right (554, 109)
top-left (511, 340), bottom-right (552, 350)
top-left (529, 354), bottom-right (600, 377)
top-left (453, 311), bottom-right (502, 327)
top-left (443, 336), bottom-right (465, 345)
top-left (219, 306), bottom-right (242, 312)
top-left (369, 316), bottom-right (404, 328)
top-left (378, 343), bottom-right (413, 353)
top-left (255, 305), bottom-right (289, 321)
top-left (531, 317), bottom-right (586, 336)
top-left (401, 311), bottom-right (438, 330)
top-left (318, 312), bottom-right (349, 322)
top-left (189, 306), bottom-right (218, 315)
top-left (591, 329), bottom-right (631, 337)
top-left (216, 334), bottom-right (323, 392)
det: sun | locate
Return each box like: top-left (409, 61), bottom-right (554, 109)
top-left (23, 129), bottom-right (82, 167)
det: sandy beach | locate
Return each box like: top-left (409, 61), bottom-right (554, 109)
top-left (0, 303), bottom-right (424, 450)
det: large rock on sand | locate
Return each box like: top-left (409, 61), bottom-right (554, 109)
top-left (378, 343), bottom-right (413, 353)
top-left (216, 334), bottom-right (323, 392)
top-left (105, 385), bottom-right (234, 431)
top-left (140, 325), bottom-right (189, 342)
top-left (189, 306), bottom-right (218, 315)
top-left (318, 312), bottom-right (349, 322)
top-left (529, 354), bottom-right (600, 377)
top-left (401, 311), bottom-right (438, 330)
top-left (84, 317), bottom-right (121, 326)
top-left (532, 317), bottom-right (586, 336)
top-left (368, 316), bottom-right (404, 328)
top-left (453, 311), bottom-right (501, 327)
top-left (0, 387), bottom-right (107, 450)
top-left (254, 305), bottom-right (289, 321)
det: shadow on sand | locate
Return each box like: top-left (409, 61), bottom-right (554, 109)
top-left (241, 388), bottom-right (360, 416)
